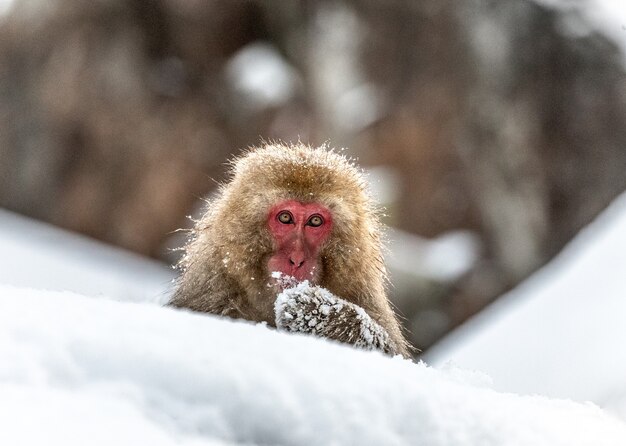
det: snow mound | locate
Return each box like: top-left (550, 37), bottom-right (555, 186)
top-left (0, 208), bottom-right (173, 303)
top-left (2, 285), bottom-right (626, 446)
top-left (426, 191), bottom-right (626, 417)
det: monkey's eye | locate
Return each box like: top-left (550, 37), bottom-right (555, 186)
top-left (277, 211), bottom-right (293, 224)
top-left (307, 215), bottom-right (324, 227)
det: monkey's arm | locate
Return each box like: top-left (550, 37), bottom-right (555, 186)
top-left (274, 283), bottom-right (399, 356)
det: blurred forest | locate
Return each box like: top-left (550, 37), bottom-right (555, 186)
top-left (1, 0), bottom-right (625, 352)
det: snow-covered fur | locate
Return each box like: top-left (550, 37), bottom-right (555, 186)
top-left (275, 281), bottom-right (397, 355)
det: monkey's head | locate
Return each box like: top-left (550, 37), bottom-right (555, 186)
top-left (178, 143), bottom-right (386, 320)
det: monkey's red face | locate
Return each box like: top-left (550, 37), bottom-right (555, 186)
top-left (267, 200), bottom-right (332, 284)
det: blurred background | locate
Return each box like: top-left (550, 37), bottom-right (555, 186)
top-left (1, 0), bottom-right (626, 355)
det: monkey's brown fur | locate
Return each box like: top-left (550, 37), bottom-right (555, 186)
top-left (169, 142), bottom-right (411, 357)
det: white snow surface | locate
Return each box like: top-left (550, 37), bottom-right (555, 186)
top-left (3, 208), bottom-right (626, 444)
top-left (427, 191), bottom-right (626, 419)
top-left (2, 285), bottom-right (626, 446)
top-left (0, 208), bottom-right (173, 303)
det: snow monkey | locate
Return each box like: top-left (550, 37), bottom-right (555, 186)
top-left (169, 143), bottom-right (411, 357)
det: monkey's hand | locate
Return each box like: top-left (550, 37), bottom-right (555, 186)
top-left (274, 281), bottom-right (397, 356)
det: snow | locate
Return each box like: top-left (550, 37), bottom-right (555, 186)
top-left (580, 0), bottom-right (626, 60)
top-left (224, 42), bottom-right (300, 111)
top-left (334, 82), bottom-right (385, 132)
top-left (387, 228), bottom-right (481, 282)
top-left (0, 0), bottom-right (13, 16)
top-left (0, 208), bottom-right (174, 303)
top-left (275, 279), bottom-right (393, 353)
top-left (426, 191), bottom-right (626, 420)
top-left (535, 0), bottom-right (626, 62)
top-left (275, 280), bottom-right (346, 329)
top-left (365, 167), bottom-right (481, 283)
top-left (2, 285), bottom-right (626, 445)
top-left (1, 209), bottom-right (626, 444)
top-left (308, 3), bottom-right (385, 133)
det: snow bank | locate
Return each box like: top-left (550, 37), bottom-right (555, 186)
top-left (0, 209), bottom-right (173, 303)
top-left (2, 285), bottom-right (626, 446)
top-left (427, 192), bottom-right (626, 416)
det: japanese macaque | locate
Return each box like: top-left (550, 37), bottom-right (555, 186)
top-left (168, 143), bottom-right (411, 357)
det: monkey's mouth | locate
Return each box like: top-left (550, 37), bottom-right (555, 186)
top-left (269, 271), bottom-right (319, 291)
top-left (270, 272), bottom-right (299, 290)
top-left (267, 256), bottom-right (320, 284)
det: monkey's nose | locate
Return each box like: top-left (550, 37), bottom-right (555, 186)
top-left (289, 254), bottom-right (305, 269)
